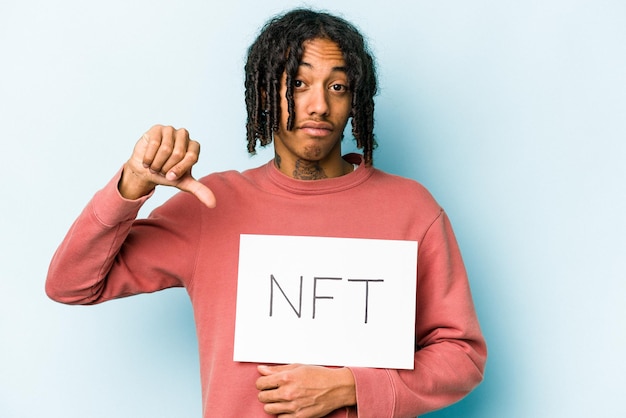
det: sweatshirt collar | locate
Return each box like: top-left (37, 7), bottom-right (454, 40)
top-left (264, 153), bottom-right (374, 195)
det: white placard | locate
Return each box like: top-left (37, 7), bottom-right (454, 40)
top-left (233, 234), bottom-right (418, 369)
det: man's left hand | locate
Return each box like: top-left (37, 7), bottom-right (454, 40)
top-left (256, 364), bottom-right (356, 417)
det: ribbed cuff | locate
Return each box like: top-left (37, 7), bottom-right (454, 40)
top-left (348, 367), bottom-right (396, 418)
top-left (90, 168), bottom-right (154, 226)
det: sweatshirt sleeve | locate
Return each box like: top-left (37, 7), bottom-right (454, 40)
top-left (348, 210), bottom-right (487, 417)
top-left (45, 170), bottom-right (199, 305)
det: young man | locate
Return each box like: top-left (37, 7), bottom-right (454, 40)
top-left (46, 8), bottom-right (486, 418)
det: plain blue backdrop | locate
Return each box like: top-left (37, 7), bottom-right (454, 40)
top-left (1, 0), bottom-right (624, 417)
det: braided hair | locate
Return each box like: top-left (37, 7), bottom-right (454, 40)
top-left (244, 8), bottom-right (378, 165)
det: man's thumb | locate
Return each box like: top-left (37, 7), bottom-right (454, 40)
top-left (179, 176), bottom-right (217, 208)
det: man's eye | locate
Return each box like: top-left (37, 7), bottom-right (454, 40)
top-left (294, 80), bottom-right (304, 88)
top-left (331, 84), bottom-right (347, 92)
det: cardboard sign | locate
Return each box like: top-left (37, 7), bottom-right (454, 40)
top-left (233, 234), bottom-right (418, 369)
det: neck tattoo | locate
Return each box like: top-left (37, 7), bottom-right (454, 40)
top-left (293, 159), bottom-right (328, 180)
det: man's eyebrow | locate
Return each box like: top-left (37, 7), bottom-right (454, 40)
top-left (299, 61), bottom-right (348, 73)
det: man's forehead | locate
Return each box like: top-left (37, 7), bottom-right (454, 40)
top-left (298, 38), bottom-right (346, 68)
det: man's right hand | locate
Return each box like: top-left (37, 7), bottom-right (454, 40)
top-left (118, 125), bottom-right (216, 208)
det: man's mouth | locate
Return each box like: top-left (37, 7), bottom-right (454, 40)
top-left (299, 121), bottom-right (333, 137)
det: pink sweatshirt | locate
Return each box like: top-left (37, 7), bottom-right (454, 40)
top-left (46, 154), bottom-right (486, 417)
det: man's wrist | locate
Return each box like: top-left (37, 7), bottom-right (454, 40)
top-left (118, 165), bottom-right (155, 200)
top-left (335, 367), bottom-right (357, 407)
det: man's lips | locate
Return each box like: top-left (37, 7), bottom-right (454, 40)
top-left (298, 121), bottom-right (334, 137)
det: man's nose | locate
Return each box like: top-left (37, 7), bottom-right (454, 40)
top-left (306, 87), bottom-right (330, 116)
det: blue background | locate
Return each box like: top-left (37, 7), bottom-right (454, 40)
top-left (1, 0), bottom-right (624, 416)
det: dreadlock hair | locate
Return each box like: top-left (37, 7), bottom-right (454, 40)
top-left (245, 8), bottom-right (378, 165)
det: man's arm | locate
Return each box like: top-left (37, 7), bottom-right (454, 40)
top-left (348, 211), bottom-right (486, 417)
top-left (46, 125), bottom-right (215, 304)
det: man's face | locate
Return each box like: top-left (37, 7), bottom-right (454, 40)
top-left (273, 37), bottom-right (352, 173)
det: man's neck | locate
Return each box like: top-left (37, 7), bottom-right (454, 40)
top-left (274, 153), bottom-right (353, 180)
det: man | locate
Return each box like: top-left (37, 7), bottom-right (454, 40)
top-left (46, 8), bottom-right (486, 418)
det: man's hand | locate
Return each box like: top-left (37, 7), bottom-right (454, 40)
top-left (119, 125), bottom-right (216, 208)
top-left (256, 364), bottom-right (356, 418)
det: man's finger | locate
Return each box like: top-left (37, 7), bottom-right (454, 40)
top-left (141, 130), bottom-right (164, 169)
top-left (258, 364), bottom-right (299, 376)
top-left (164, 140), bottom-right (200, 180)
